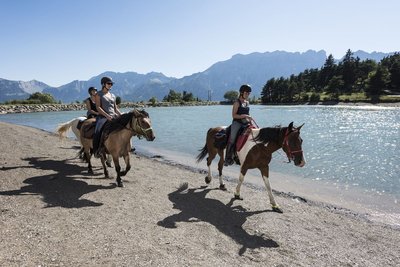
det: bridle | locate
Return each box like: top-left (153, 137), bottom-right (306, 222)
top-left (282, 128), bottom-right (303, 163)
top-left (129, 114), bottom-right (153, 139)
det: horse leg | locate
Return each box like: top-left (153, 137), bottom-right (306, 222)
top-left (119, 154), bottom-right (131, 177)
top-left (78, 147), bottom-right (85, 160)
top-left (205, 152), bottom-right (216, 184)
top-left (83, 148), bottom-right (94, 174)
top-left (217, 149), bottom-right (226, 190)
top-left (100, 154), bottom-right (109, 179)
top-left (112, 155), bottom-right (123, 187)
top-left (106, 154), bottom-right (113, 167)
top-left (234, 167), bottom-right (248, 200)
top-left (260, 166), bottom-right (282, 213)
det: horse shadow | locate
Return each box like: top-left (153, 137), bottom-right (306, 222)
top-left (157, 183), bottom-right (279, 255)
top-left (0, 157), bottom-right (116, 208)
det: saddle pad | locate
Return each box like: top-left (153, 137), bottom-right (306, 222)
top-left (236, 125), bottom-right (257, 152)
top-left (236, 133), bottom-right (250, 152)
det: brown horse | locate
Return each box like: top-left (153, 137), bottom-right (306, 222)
top-left (196, 122), bottom-right (305, 212)
top-left (80, 109), bottom-right (155, 187)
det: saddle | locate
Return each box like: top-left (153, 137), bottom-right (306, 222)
top-left (76, 119), bottom-right (85, 130)
top-left (213, 124), bottom-right (256, 152)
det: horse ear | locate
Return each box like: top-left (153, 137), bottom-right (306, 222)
top-left (132, 109), bottom-right (140, 116)
top-left (297, 123), bottom-right (305, 130)
top-left (288, 122), bottom-right (294, 131)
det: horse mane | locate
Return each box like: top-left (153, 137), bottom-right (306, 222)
top-left (253, 125), bottom-right (287, 144)
top-left (102, 109), bottom-right (149, 135)
top-left (104, 112), bottom-right (135, 133)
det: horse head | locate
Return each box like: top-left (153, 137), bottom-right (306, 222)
top-left (130, 109), bottom-right (155, 141)
top-left (282, 122), bottom-right (305, 167)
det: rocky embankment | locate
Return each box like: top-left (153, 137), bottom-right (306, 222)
top-left (0, 101), bottom-right (220, 114)
top-left (0, 104), bottom-right (86, 114)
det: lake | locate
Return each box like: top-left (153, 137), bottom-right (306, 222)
top-left (1, 104), bottom-right (399, 226)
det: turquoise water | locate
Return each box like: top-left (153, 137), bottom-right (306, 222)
top-left (1, 105), bottom-right (399, 223)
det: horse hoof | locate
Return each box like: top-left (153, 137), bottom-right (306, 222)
top-left (272, 206), bottom-right (283, 213)
top-left (117, 181), bottom-right (124, 187)
top-left (219, 184), bottom-right (227, 191)
top-left (205, 176), bottom-right (211, 184)
top-left (234, 194), bottom-right (243, 200)
top-left (88, 169), bottom-right (94, 174)
top-left (106, 162), bottom-right (112, 168)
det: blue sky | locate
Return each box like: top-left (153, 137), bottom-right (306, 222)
top-left (1, 0), bottom-right (399, 87)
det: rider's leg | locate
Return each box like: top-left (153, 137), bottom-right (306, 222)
top-left (93, 117), bottom-right (106, 157)
top-left (224, 121), bottom-right (241, 166)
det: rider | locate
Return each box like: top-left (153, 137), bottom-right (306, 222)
top-left (85, 86), bottom-right (99, 119)
top-left (92, 76), bottom-right (122, 157)
top-left (224, 84), bottom-right (252, 166)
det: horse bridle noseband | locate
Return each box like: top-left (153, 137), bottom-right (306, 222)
top-left (282, 128), bottom-right (303, 162)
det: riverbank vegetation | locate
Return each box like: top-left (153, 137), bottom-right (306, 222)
top-left (4, 92), bottom-right (59, 105)
top-left (260, 50), bottom-right (400, 104)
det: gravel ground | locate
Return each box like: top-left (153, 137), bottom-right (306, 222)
top-left (0, 122), bottom-right (399, 266)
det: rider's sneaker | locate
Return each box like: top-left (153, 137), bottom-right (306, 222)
top-left (224, 158), bottom-right (234, 166)
top-left (93, 148), bottom-right (102, 158)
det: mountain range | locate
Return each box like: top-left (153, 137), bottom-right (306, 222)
top-left (0, 50), bottom-right (395, 103)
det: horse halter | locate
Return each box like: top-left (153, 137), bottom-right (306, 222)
top-left (282, 128), bottom-right (303, 163)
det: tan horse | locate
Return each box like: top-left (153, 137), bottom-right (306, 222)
top-left (80, 109), bottom-right (155, 187)
top-left (196, 122), bottom-right (305, 212)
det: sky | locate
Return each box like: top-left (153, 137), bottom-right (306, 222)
top-left (1, 0), bottom-right (399, 87)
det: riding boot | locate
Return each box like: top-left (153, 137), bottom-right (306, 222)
top-left (224, 143), bottom-right (235, 166)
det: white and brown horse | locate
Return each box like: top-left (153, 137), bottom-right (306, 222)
top-left (80, 109), bottom-right (155, 187)
top-left (56, 116), bottom-right (86, 141)
top-left (56, 116), bottom-right (112, 166)
top-left (196, 122), bottom-right (305, 212)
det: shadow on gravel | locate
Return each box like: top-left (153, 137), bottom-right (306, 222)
top-left (158, 183), bottom-right (279, 255)
top-left (0, 156), bottom-right (116, 208)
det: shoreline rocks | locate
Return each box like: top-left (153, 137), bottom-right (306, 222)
top-left (0, 101), bottom-right (221, 114)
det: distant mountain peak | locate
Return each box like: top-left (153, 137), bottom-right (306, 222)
top-left (0, 50), bottom-right (395, 103)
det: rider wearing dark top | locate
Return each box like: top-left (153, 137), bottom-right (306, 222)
top-left (224, 84), bottom-right (252, 166)
top-left (85, 87), bottom-right (98, 119)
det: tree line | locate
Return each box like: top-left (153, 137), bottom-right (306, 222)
top-left (260, 50), bottom-right (400, 103)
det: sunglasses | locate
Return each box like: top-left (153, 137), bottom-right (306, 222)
top-left (106, 82), bottom-right (113, 85)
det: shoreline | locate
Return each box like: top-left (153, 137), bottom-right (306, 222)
top-left (1, 121), bottom-right (400, 266)
top-left (1, 101), bottom-right (399, 114)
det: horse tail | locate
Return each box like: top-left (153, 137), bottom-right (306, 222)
top-left (196, 128), bottom-right (213, 163)
top-left (196, 144), bottom-right (208, 163)
top-left (56, 119), bottom-right (75, 139)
